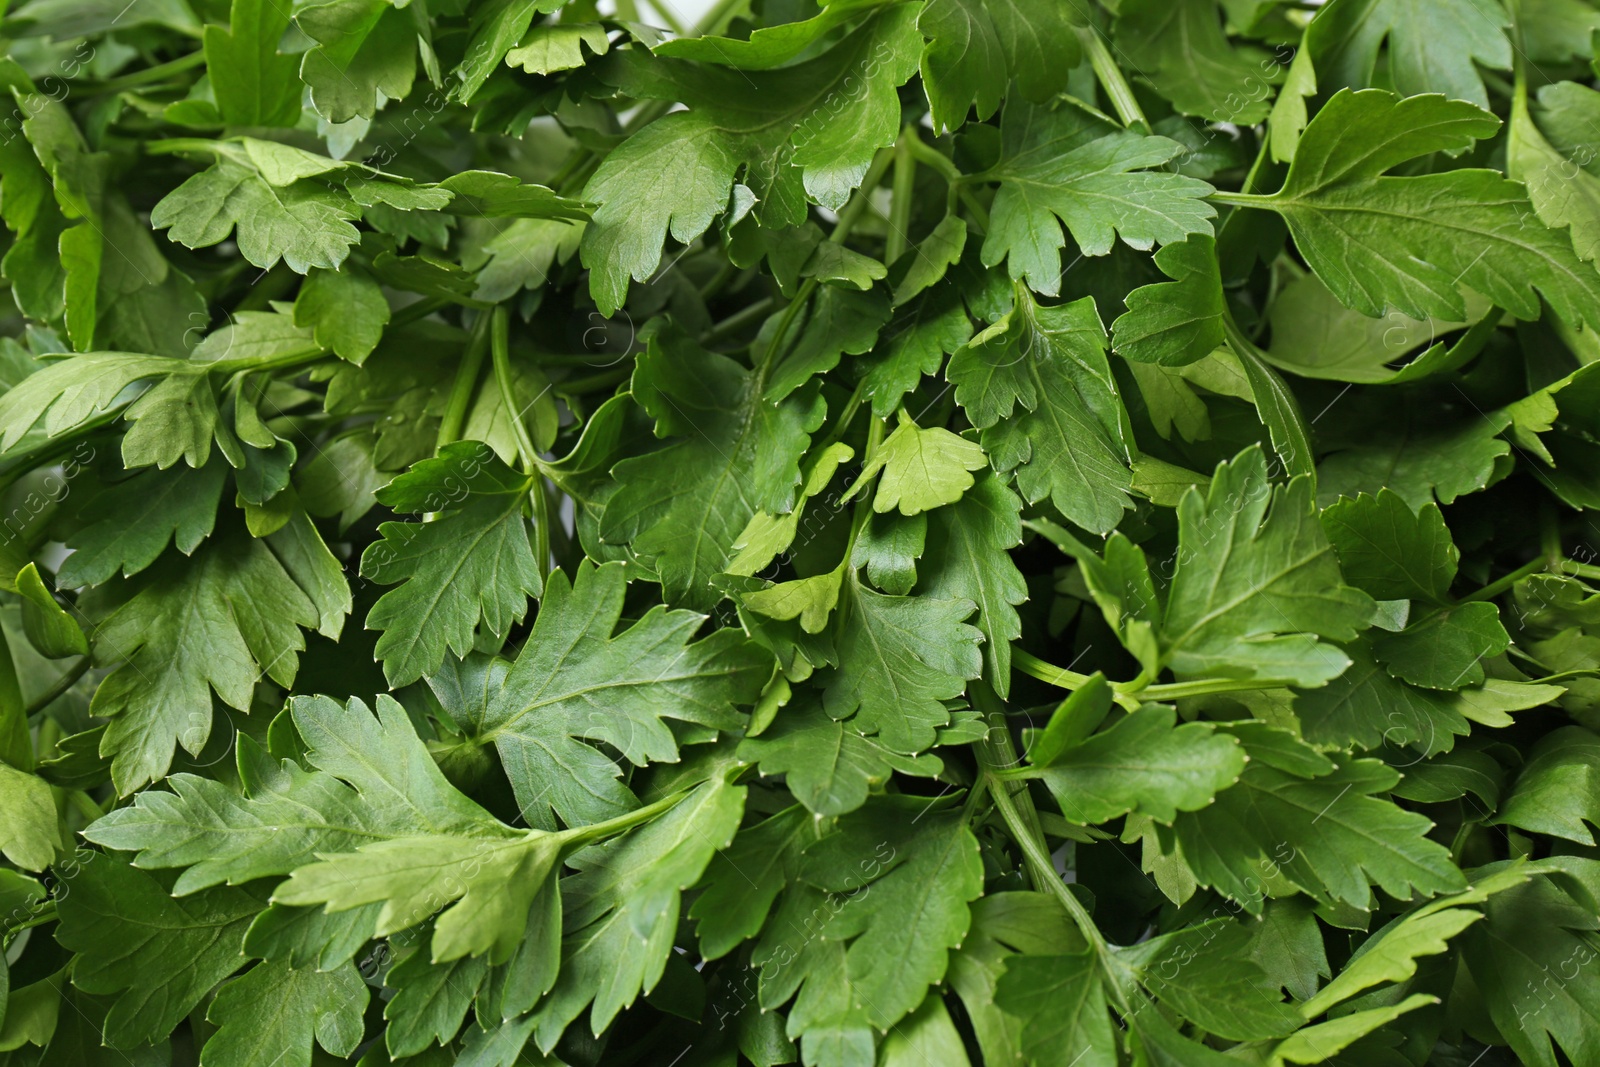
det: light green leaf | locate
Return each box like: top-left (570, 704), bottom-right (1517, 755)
top-left (846, 410), bottom-right (987, 516)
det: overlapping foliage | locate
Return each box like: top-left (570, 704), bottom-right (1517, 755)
top-left (1, 0), bottom-right (1600, 1064)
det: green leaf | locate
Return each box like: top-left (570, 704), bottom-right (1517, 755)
top-left (453, 0), bottom-right (568, 102)
top-left (506, 22), bottom-right (611, 74)
top-left (851, 509), bottom-right (926, 596)
top-left (0, 763), bottom-right (59, 870)
top-left (725, 441), bottom-right (855, 577)
top-left (917, 0), bottom-right (1082, 131)
top-left (1461, 859), bottom-right (1600, 1067)
top-left (85, 694), bottom-right (501, 891)
top-left (1248, 89), bottom-right (1600, 324)
top-left (791, 801), bottom-right (984, 1031)
top-left (297, 0), bottom-right (417, 123)
top-left (293, 265), bottom-right (390, 364)
top-left (920, 472), bottom-right (1027, 693)
top-left (89, 532), bottom-right (325, 793)
top-left (1111, 234), bottom-right (1225, 366)
top-left (738, 699), bottom-right (943, 816)
top-left (994, 951), bottom-right (1115, 1067)
top-left (153, 160), bottom-right (361, 274)
top-left (58, 461), bottom-right (227, 587)
top-left (1510, 81), bottom-right (1600, 266)
top-left (948, 892), bottom-right (1084, 1065)
top-left (1368, 602), bottom-right (1509, 689)
top-left (1026, 705), bottom-right (1246, 825)
top-left (950, 290), bottom-right (1134, 533)
top-left (1316, 396), bottom-right (1510, 509)
top-left (1495, 726), bottom-right (1600, 844)
top-left (980, 99), bottom-right (1216, 295)
top-left (1305, 0), bottom-right (1510, 107)
top-left (689, 805), bottom-right (813, 959)
top-left (204, 0), bottom-right (303, 126)
top-left (765, 286), bottom-right (891, 402)
top-left (0, 353), bottom-right (179, 452)
top-left (54, 856), bottom-right (262, 1048)
top-left (274, 832), bottom-right (560, 963)
top-left (845, 410), bottom-right (987, 516)
top-left (1298, 863), bottom-right (1532, 1018)
top-left (202, 959), bottom-right (369, 1067)
top-left (15, 562), bottom-right (87, 658)
top-left (1159, 446), bottom-right (1375, 686)
top-left (531, 777), bottom-right (746, 1046)
top-left (1115, 0), bottom-right (1280, 122)
top-left (878, 995), bottom-right (971, 1067)
top-left (471, 562), bottom-right (768, 827)
top-left (1293, 639), bottom-right (1475, 755)
top-left (1113, 920), bottom-right (1299, 1039)
top-left (603, 323), bottom-right (825, 610)
top-left (1321, 489), bottom-right (1458, 603)
top-left (1172, 725), bottom-right (1465, 911)
top-left (362, 446), bottom-right (541, 687)
top-left (823, 574), bottom-right (983, 753)
top-left (580, 9), bottom-right (922, 313)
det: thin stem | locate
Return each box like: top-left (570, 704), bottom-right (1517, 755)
top-left (437, 313), bottom-right (492, 451)
top-left (25, 657), bottom-right (91, 718)
top-left (813, 378), bottom-right (868, 454)
top-left (556, 368), bottom-right (631, 395)
top-left (957, 187), bottom-right (991, 233)
top-left (1461, 557), bottom-right (1549, 603)
top-left (81, 49), bottom-right (206, 94)
top-left (491, 307), bottom-right (539, 471)
top-left (904, 136), bottom-right (962, 183)
top-left (1075, 27), bottom-right (1148, 133)
top-left (1134, 677), bottom-right (1281, 702)
top-left (886, 128), bottom-right (917, 264)
top-left (759, 280), bottom-right (818, 374)
top-left (208, 345), bottom-right (327, 377)
top-left (1209, 189), bottom-right (1275, 208)
top-left (1014, 650), bottom-right (1141, 709)
top-left (828, 145), bottom-right (897, 245)
top-left (492, 306), bottom-right (551, 586)
top-left (702, 296), bottom-right (777, 344)
top-left (976, 737), bottom-right (1132, 1015)
top-left (563, 788), bottom-right (688, 845)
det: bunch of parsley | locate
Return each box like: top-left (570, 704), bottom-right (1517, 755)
top-left (3, 0), bottom-right (1600, 1063)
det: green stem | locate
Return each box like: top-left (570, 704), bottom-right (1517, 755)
top-left (813, 378), bottom-right (868, 454)
top-left (1136, 677), bottom-right (1283, 702)
top-left (1075, 26), bottom-right (1148, 133)
top-left (1461, 557), bottom-right (1549, 603)
top-left (904, 136), bottom-right (962, 183)
top-left (1014, 650), bottom-right (1141, 709)
top-left (829, 145), bottom-right (897, 245)
top-left (957, 187), bottom-right (991, 232)
top-left (557, 368), bottom-right (632, 395)
top-left (25, 656), bottom-right (91, 718)
top-left (437, 313), bottom-right (492, 451)
top-left (976, 737), bottom-right (1132, 1014)
top-left (81, 49), bottom-right (206, 94)
top-left (563, 788), bottom-right (688, 846)
top-left (491, 306), bottom-right (551, 585)
top-left (702, 296), bottom-right (776, 344)
top-left (141, 137), bottom-right (221, 157)
top-left (886, 128), bottom-right (917, 264)
top-left (759, 280), bottom-right (818, 374)
top-left (207, 345), bottom-right (327, 378)
top-left (1209, 189), bottom-right (1275, 208)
